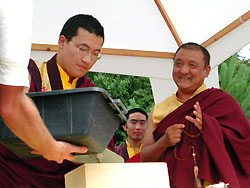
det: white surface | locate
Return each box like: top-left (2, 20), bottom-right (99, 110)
top-left (0, 0), bottom-right (32, 86)
top-left (65, 162), bottom-right (170, 188)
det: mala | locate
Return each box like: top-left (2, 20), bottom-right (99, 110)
top-left (174, 126), bottom-right (202, 188)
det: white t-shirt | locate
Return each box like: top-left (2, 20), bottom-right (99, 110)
top-left (0, 0), bottom-right (32, 87)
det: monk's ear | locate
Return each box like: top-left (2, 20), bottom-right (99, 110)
top-left (123, 124), bottom-right (127, 131)
top-left (205, 65), bottom-right (211, 78)
top-left (58, 35), bottom-right (67, 49)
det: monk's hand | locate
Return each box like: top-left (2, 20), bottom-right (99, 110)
top-left (164, 124), bottom-right (185, 147)
top-left (185, 102), bottom-right (202, 132)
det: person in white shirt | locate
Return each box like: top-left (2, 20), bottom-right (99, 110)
top-left (0, 0), bottom-right (87, 164)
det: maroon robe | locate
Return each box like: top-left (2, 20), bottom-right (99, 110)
top-left (126, 152), bottom-right (140, 163)
top-left (153, 88), bottom-right (250, 188)
top-left (0, 54), bottom-right (114, 188)
top-left (115, 142), bottom-right (142, 162)
top-left (28, 54), bottom-right (95, 92)
top-left (115, 142), bottom-right (129, 161)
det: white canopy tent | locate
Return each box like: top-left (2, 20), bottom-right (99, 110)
top-left (30, 0), bottom-right (250, 103)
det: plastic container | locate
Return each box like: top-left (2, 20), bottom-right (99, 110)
top-left (0, 87), bottom-right (127, 158)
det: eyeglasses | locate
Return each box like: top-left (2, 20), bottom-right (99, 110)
top-left (70, 41), bottom-right (102, 60)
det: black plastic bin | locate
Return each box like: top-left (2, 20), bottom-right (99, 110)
top-left (0, 87), bottom-right (127, 158)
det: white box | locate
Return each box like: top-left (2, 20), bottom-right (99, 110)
top-left (65, 162), bottom-right (170, 188)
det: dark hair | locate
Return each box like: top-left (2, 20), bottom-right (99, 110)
top-left (125, 108), bottom-right (148, 120)
top-left (174, 42), bottom-right (210, 67)
top-left (60, 14), bottom-right (104, 42)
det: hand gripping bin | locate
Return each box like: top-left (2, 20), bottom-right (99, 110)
top-left (0, 87), bottom-right (127, 158)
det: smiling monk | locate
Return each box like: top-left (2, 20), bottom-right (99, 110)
top-left (141, 42), bottom-right (250, 188)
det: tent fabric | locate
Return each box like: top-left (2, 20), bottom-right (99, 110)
top-left (29, 0), bottom-right (250, 102)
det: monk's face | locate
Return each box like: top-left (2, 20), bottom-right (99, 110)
top-left (58, 28), bottom-right (103, 81)
top-left (124, 112), bottom-right (147, 142)
top-left (173, 48), bottom-right (210, 96)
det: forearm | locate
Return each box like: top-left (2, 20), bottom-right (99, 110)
top-left (141, 136), bottom-right (169, 162)
top-left (1, 89), bottom-right (56, 155)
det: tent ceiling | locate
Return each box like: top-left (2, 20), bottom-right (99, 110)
top-left (32, 0), bottom-right (179, 52)
top-left (161, 0), bottom-right (250, 45)
top-left (32, 0), bottom-right (250, 55)
top-left (30, 0), bottom-right (250, 102)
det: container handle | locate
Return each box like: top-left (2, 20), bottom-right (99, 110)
top-left (112, 99), bottom-right (128, 115)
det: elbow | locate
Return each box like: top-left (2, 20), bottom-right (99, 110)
top-left (0, 96), bottom-right (18, 120)
top-left (0, 86), bottom-right (24, 119)
top-left (140, 151), bottom-right (146, 162)
top-left (0, 103), bottom-right (13, 120)
top-left (140, 145), bottom-right (163, 162)
top-left (0, 86), bottom-right (22, 119)
top-left (140, 148), bottom-right (154, 162)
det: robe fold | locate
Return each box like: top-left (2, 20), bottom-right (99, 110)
top-left (115, 142), bottom-right (129, 161)
top-left (126, 152), bottom-right (140, 163)
top-left (153, 88), bottom-right (250, 188)
top-left (0, 54), bottom-right (114, 188)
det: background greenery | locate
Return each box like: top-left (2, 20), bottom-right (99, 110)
top-left (218, 53), bottom-right (250, 119)
top-left (85, 72), bottom-right (155, 145)
top-left (86, 52), bottom-right (250, 145)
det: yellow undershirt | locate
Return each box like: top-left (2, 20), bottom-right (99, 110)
top-left (152, 84), bottom-right (207, 124)
top-left (57, 64), bottom-right (78, 90)
top-left (126, 140), bottom-right (142, 159)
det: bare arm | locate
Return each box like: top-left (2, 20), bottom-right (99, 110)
top-left (141, 107), bottom-right (184, 162)
top-left (0, 85), bottom-right (88, 163)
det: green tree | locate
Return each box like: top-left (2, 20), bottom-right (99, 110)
top-left (219, 54), bottom-right (250, 119)
top-left (85, 71), bottom-right (155, 145)
top-left (86, 72), bottom-right (154, 113)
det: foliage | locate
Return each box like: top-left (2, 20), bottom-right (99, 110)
top-left (85, 71), bottom-right (155, 145)
top-left (86, 72), bottom-right (154, 113)
top-left (219, 54), bottom-right (250, 119)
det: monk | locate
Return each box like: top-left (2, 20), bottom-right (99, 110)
top-left (0, 14), bottom-right (114, 188)
top-left (140, 42), bottom-right (250, 188)
top-left (115, 108), bottom-right (148, 162)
